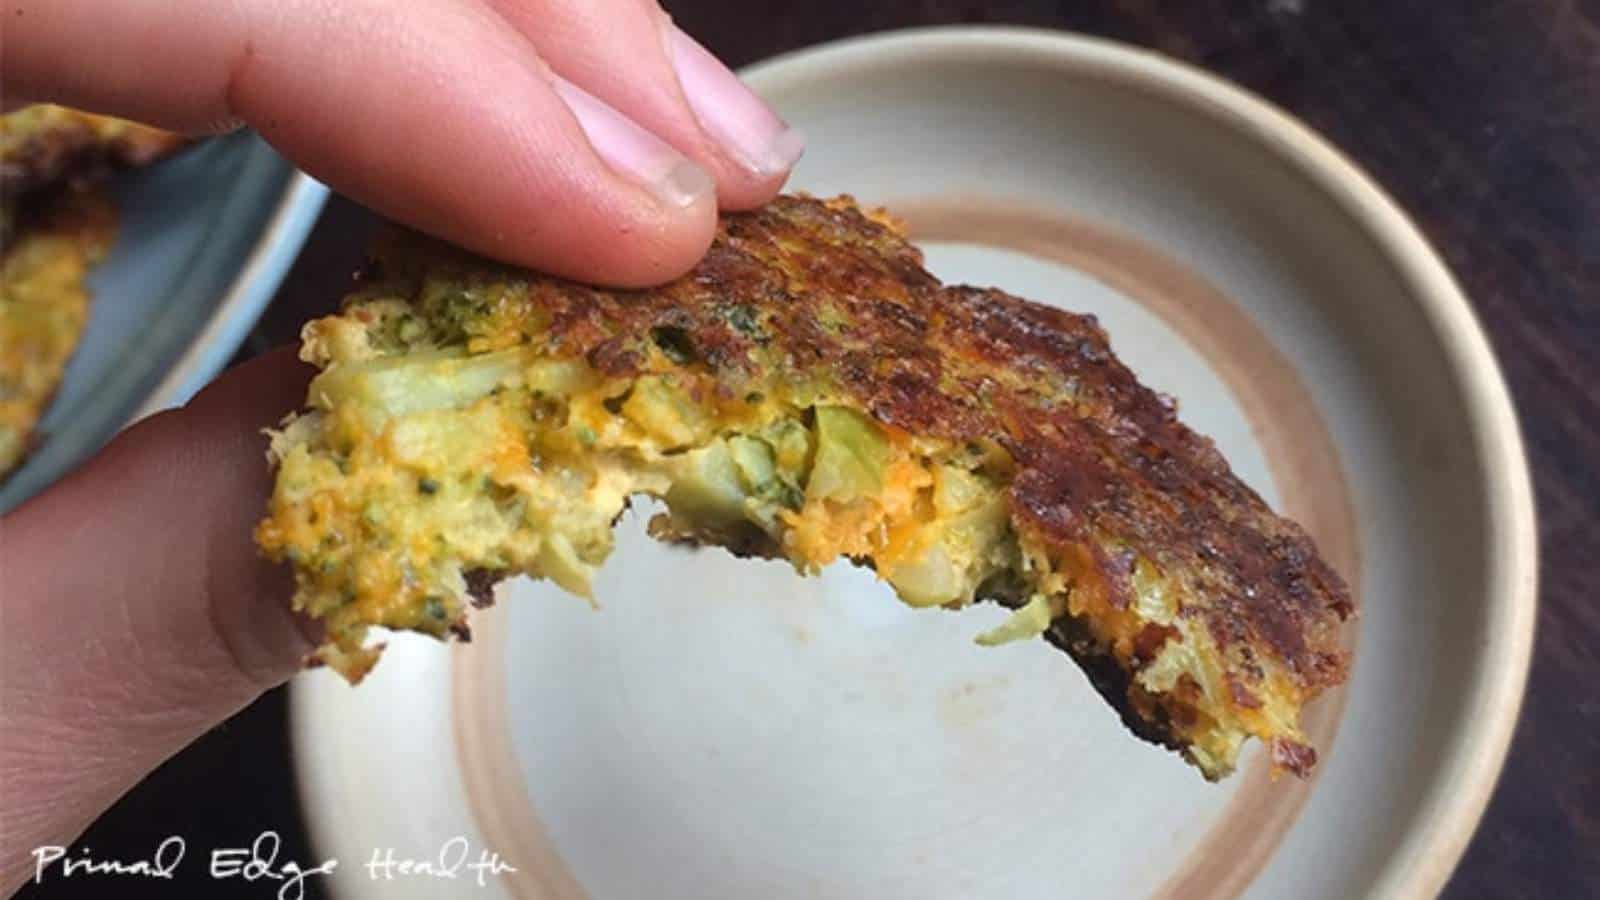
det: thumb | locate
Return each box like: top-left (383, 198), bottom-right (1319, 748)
top-left (0, 349), bottom-right (311, 890)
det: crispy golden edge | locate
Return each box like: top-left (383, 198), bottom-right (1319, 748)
top-left (0, 105), bottom-right (188, 201)
top-left (0, 187), bottom-right (117, 478)
top-left (268, 195), bottom-right (1354, 776)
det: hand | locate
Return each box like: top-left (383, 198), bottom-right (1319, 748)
top-left (0, 2), bottom-right (800, 892)
top-left (3, 0), bottom-right (801, 286)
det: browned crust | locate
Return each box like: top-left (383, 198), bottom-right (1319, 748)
top-left (5, 183), bottom-right (119, 249)
top-left (0, 186), bottom-right (118, 480)
top-left (1044, 614), bottom-right (1188, 754)
top-left (369, 196), bottom-right (1353, 715)
top-left (1, 108), bottom-right (189, 201)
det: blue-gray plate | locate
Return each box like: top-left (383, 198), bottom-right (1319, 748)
top-left (0, 131), bottom-right (327, 513)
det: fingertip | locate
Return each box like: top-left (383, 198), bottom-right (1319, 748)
top-left (710, 161), bottom-right (796, 211)
top-left (482, 76), bottom-right (721, 286)
top-left (484, 3), bottom-right (798, 221)
top-left (635, 193), bottom-right (721, 284)
top-left (548, 184), bottom-right (720, 287)
top-left (210, 0), bottom-right (720, 291)
top-left (685, 129), bottom-right (800, 212)
top-left (183, 346), bottom-right (313, 421)
top-left (659, 23), bottom-right (803, 206)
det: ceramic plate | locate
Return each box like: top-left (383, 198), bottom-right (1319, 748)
top-left (0, 131), bottom-right (327, 512)
top-left (291, 28), bottom-right (1535, 899)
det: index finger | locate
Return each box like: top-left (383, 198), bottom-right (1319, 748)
top-left (3, 0), bottom-right (719, 286)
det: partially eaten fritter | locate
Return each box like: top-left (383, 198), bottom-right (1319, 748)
top-left (0, 188), bottom-right (115, 477)
top-left (258, 196), bottom-right (1353, 779)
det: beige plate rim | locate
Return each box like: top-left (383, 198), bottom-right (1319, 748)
top-left (291, 27), bottom-right (1538, 900)
top-left (739, 28), bottom-right (1538, 896)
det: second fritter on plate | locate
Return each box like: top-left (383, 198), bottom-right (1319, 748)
top-left (0, 104), bottom-right (188, 201)
top-left (259, 196), bottom-right (1354, 780)
top-left (0, 104), bottom-right (186, 480)
top-left (0, 188), bottom-right (116, 477)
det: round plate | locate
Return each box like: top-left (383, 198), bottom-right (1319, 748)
top-left (291, 28), bottom-right (1535, 900)
top-left (0, 131), bottom-right (327, 512)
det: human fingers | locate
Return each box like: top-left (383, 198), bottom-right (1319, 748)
top-left (3, 0), bottom-right (718, 286)
top-left (0, 350), bottom-right (311, 889)
top-left (484, 0), bottom-right (802, 209)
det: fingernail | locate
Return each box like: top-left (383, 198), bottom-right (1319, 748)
top-left (665, 26), bottom-right (804, 178)
top-left (551, 77), bottom-right (714, 209)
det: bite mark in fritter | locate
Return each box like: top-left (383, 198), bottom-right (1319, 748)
top-left (257, 195), bottom-right (1354, 780)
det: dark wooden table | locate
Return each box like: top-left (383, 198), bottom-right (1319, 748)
top-left (22, 2), bottom-right (1597, 898)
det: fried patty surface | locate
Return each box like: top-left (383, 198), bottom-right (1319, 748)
top-left (259, 196), bottom-right (1353, 779)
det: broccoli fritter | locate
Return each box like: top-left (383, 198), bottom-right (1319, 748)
top-left (0, 188), bottom-right (116, 477)
top-left (258, 196), bottom-right (1353, 780)
top-left (0, 104), bottom-right (183, 478)
top-left (0, 104), bottom-right (187, 201)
